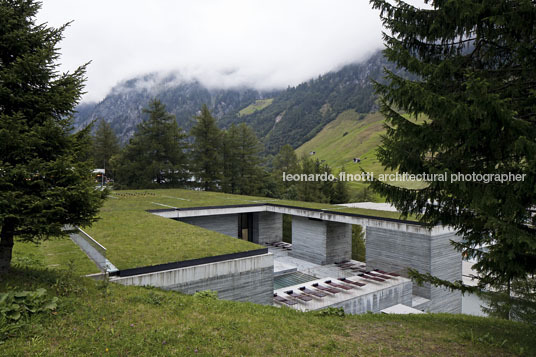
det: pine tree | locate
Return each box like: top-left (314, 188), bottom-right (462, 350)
top-left (0, 0), bottom-right (104, 273)
top-left (115, 99), bottom-right (188, 188)
top-left (190, 105), bottom-right (223, 191)
top-left (369, 0), bottom-right (536, 289)
top-left (92, 118), bottom-right (120, 179)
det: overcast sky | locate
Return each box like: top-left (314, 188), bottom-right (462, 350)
top-left (37, 0), bottom-right (426, 103)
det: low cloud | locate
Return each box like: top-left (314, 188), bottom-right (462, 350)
top-left (38, 0), bottom-right (394, 102)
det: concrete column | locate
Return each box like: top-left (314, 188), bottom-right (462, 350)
top-left (252, 212), bottom-right (283, 244)
top-left (177, 214), bottom-right (239, 238)
top-left (365, 226), bottom-right (462, 313)
top-left (290, 216), bottom-right (351, 265)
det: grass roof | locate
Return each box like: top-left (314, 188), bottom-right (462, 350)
top-left (74, 188), bottom-right (416, 271)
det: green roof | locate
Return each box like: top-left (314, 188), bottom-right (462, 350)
top-left (82, 189), bottom-right (413, 270)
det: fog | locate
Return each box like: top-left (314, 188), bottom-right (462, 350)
top-left (37, 0), bottom-right (428, 102)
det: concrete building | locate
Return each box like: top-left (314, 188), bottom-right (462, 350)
top-left (148, 202), bottom-right (463, 313)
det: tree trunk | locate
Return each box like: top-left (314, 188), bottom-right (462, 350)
top-left (0, 220), bottom-right (15, 275)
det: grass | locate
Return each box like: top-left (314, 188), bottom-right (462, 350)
top-left (83, 190), bottom-right (262, 270)
top-left (296, 110), bottom-right (428, 198)
top-left (238, 98), bottom-right (274, 117)
top-left (1, 246), bottom-right (534, 356)
top-left (78, 189), bottom-right (420, 270)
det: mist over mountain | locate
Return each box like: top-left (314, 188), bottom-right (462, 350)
top-left (74, 75), bottom-right (277, 142)
top-left (74, 51), bottom-right (399, 153)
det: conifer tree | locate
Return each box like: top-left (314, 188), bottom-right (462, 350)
top-left (0, 0), bottom-right (104, 273)
top-left (369, 0), bottom-right (536, 290)
top-left (231, 123), bottom-right (263, 195)
top-left (92, 119), bottom-right (120, 179)
top-left (115, 99), bottom-right (188, 188)
top-left (332, 167), bottom-right (350, 204)
top-left (272, 144), bottom-right (299, 198)
top-left (190, 105), bottom-right (222, 191)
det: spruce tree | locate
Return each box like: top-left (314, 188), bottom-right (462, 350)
top-left (115, 99), bottom-right (188, 188)
top-left (225, 123), bottom-right (263, 195)
top-left (92, 119), bottom-right (120, 179)
top-left (332, 167), bottom-right (350, 204)
top-left (369, 0), bottom-right (536, 289)
top-left (190, 105), bottom-right (222, 191)
top-left (272, 144), bottom-right (299, 199)
top-left (0, 0), bottom-right (104, 273)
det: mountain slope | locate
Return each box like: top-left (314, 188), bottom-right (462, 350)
top-left (221, 51), bottom-right (399, 153)
top-left (296, 110), bottom-right (386, 174)
top-left (74, 51), bottom-right (399, 151)
top-left (74, 76), bottom-right (276, 144)
top-left (296, 111), bottom-right (427, 194)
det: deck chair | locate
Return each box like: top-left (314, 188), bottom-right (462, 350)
top-left (299, 286), bottom-right (327, 298)
top-left (312, 283), bottom-right (340, 294)
top-left (324, 280), bottom-right (353, 290)
top-left (273, 293), bottom-right (297, 306)
top-left (285, 290), bottom-right (312, 302)
top-left (338, 277), bottom-right (366, 287)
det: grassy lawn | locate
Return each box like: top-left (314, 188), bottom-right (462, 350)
top-left (1, 246), bottom-right (534, 356)
top-left (238, 98), bottom-right (274, 117)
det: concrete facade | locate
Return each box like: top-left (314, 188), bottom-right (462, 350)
top-left (290, 216), bottom-right (351, 265)
top-left (252, 212), bottom-right (283, 244)
top-left (111, 253), bottom-right (274, 305)
top-left (274, 275), bottom-right (412, 314)
top-left (366, 226), bottom-right (462, 313)
top-left (70, 228), bottom-right (118, 273)
top-left (178, 214), bottom-right (239, 238)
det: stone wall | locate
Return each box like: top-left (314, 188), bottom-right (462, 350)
top-left (111, 253), bottom-right (274, 305)
top-left (178, 214), bottom-right (239, 238)
top-left (366, 226), bottom-right (462, 313)
top-left (331, 280), bottom-right (413, 314)
top-left (291, 216), bottom-right (351, 265)
top-left (252, 212), bottom-right (283, 244)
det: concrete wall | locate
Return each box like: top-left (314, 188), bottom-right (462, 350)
top-left (332, 280), bottom-right (413, 314)
top-left (291, 216), bottom-right (351, 265)
top-left (70, 230), bottom-right (118, 273)
top-left (178, 214), bottom-right (239, 238)
top-left (111, 254), bottom-right (274, 305)
top-left (275, 277), bottom-right (412, 315)
top-left (325, 221), bottom-right (352, 264)
top-left (366, 226), bottom-right (462, 313)
top-left (430, 231), bottom-right (462, 313)
top-left (252, 212), bottom-right (283, 244)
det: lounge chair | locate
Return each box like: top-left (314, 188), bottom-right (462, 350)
top-left (299, 286), bottom-right (327, 298)
top-left (366, 271), bottom-right (392, 279)
top-left (338, 277), bottom-right (366, 287)
top-left (273, 293), bottom-right (297, 306)
top-left (312, 283), bottom-right (340, 294)
top-left (358, 273), bottom-right (385, 282)
top-left (324, 280), bottom-right (353, 290)
top-left (285, 290), bottom-right (312, 302)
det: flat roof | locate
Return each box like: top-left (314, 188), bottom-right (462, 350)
top-left (82, 189), bottom-right (425, 271)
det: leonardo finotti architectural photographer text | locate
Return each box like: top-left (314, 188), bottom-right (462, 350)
top-left (282, 172), bottom-right (526, 183)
